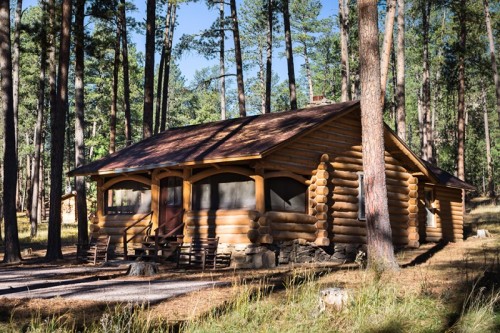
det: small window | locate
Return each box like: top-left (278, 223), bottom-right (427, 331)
top-left (424, 187), bottom-right (435, 227)
top-left (161, 177), bottom-right (182, 207)
top-left (265, 177), bottom-right (307, 213)
top-left (105, 180), bottom-right (151, 215)
top-left (358, 173), bottom-right (366, 220)
top-left (192, 173), bottom-right (255, 210)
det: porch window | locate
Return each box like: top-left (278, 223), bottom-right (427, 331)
top-left (424, 187), bottom-right (435, 227)
top-left (192, 173), bottom-right (256, 210)
top-left (105, 180), bottom-right (151, 215)
top-left (358, 173), bottom-right (366, 220)
top-left (265, 177), bottom-right (306, 213)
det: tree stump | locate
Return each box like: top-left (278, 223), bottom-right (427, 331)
top-left (127, 262), bottom-right (159, 276)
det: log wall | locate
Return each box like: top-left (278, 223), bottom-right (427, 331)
top-left (263, 111), bottom-right (413, 247)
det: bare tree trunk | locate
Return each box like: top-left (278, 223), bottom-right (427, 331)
top-left (230, 0), bottom-right (246, 117)
top-left (121, 0), bottom-right (132, 145)
top-left (421, 0), bottom-right (433, 163)
top-left (30, 3), bottom-right (47, 237)
top-left (481, 85), bottom-right (494, 197)
top-left (483, 0), bottom-right (500, 128)
top-left (109, 20), bottom-right (120, 154)
top-left (396, 0), bottom-right (405, 141)
top-left (40, 142), bottom-right (45, 222)
top-left (259, 41), bottom-right (266, 114)
top-left (155, 2), bottom-right (171, 134)
top-left (303, 44), bottom-right (314, 103)
top-left (380, 0), bottom-right (396, 105)
top-left (161, 3), bottom-right (177, 132)
top-left (283, 0), bottom-right (297, 110)
top-left (339, 0), bottom-right (351, 102)
top-left (357, 0), bottom-right (398, 272)
top-left (46, 0), bottom-right (72, 261)
top-left (0, 0), bottom-right (21, 263)
top-left (89, 120), bottom-right (97, 160)
top-left (457, 0), bottom-right (466, 183)
top-left (74, 0), bottom-right (88, 249)
top-left (12, 0), bottom-right (22, 211)
top-left (264, 0), bottom-right (273, 113)
top-left (220, 0), bottom-right (227, 119)
top-left (143, 0), bottom-right (155, 139)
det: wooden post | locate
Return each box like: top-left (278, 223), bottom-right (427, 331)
top-left (151, 170), bottom-right (160, 229)
top-left (182, 168), bottom-right (192, 242)
top-left (96, 177), bottom-right (104, 225)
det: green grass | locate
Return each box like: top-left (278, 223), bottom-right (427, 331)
top-left (14, 213), bottom-right (78, 248)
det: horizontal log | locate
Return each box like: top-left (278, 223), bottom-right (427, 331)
top-left (184, 233), bottom-right (251, 244)
top-left (388, 215), bottom-right (409, 223)
top-left (385, 170), bottom-right (412, 181)
top-left (101, 214), bottom-right (153, 223)
top-left (261, 159), bottom-right (314, 175)
top-left (186, 216), bottom-right (252, 226)
top-left (186, 209), bottom-right (260, 220)
top-left (386, 184), bottom-right (410, 194)
top-left (332, 202), bottom-right (358, 212)
top-left (271, 222), bottom-right (317, 233)
top-left (334, 186), bottom-right (358, 196)
top-left (332, 194), bottom-right (359, 203)
top-left (425, 236), bottom-right (442, 242)
top-left (333, 225), bottom-right (366, 236)
top-left (99, 227), bottom-right (150, 236)
top-left (315, 220), bottom-right (329, 229)
top-left (100, 220), bottom-right (151, 229)
top-left (186, 225), bottom-right (250, 234)
top-left (331, 171), bottom-right (359, 181)
top-left (266, 211), bottom-right (317, 224)
top-left (249, 221), bottom-right (260, 229)
top-left (386, 177), bottom-right (409, 187)
top-left (272, 230), bottom-right (316, 242)
top-left (331, 178), bottom-right (358, 188)
top-left (331, 234), bottom-right (366, 244)
top-left (332, 218), bottom-right (366, 227)
top-left (387, 192), bottom-right (409, 201)
top-left (332, 211), bottom-right (359, 219)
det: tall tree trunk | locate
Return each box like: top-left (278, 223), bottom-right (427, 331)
top-left (357, 0), bottom-right (398, 272)
top-left (155, 46), bottom-right (165, 135)
top-left (30, 2), bottom-right (47, 238)
top-left (457, 0), bottom-right (466, 182)
top-left (481, 85), bottom-right (494, 197)
top-left (143, 0), bottom-right (155, 138)
top-left (303, 44), bottom-right (314, 103)
top-left (283, 0), bottom-right (297, 110)
top-left (396, 0), bottom-right (405, 141)
top-left (120, 0), bottom-right (131, 145)
top-left (109, 19), bottom-right (120, 154)
top-left (161, 3), bottom-right (177, 132)
top-left (230, 0), bottom-right (246, 117)
top-left (220, 0), bottom-right (227, 119)
top-left (48, 0), bottom-right (56, 145)
top-left (380, 0), bottom-right (396, 105)
top-left (259, 41), bottom-right (266, 114)
top-left (264, 0), bottom-right (273, 113)
top-left (483, 0), bottom-right (500, 128)
top-left (339, 0), bottom-right (351, 102)
top-left (13, 0), bottom-right (22, 211)
top-left (74, 0), bottom-right (88, 250)
top-left (421, 0), bottom-right (433, 163)
top-left (46, 0), bottom-right (72, 261)
top-left (0, 0), bottom-right (21, 263)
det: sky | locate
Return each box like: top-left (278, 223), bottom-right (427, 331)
top-left (22, 0), bottom-right (340, 84)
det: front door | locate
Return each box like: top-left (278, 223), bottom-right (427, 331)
top-left (159, 177), bottom-right (183, 234)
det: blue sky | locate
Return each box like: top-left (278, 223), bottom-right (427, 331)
top-left (23, 0), bottom-right (339, 84)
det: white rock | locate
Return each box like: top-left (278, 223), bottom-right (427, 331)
top-left (318, 287), bottom-right (349, 312)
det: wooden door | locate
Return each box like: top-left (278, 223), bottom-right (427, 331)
top-left (159, 177), bottom-right (183, 234)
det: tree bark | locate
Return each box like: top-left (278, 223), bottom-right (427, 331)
top-left (121, 0), bottom-right (132, 145)
top-left (13, 0), bottom-right (22, 211)
top-left (303, 44), bottom-right (314, 103)
top-left (30, 1), bottom-right (48, 238)
top-left (46, 0), bottom-right (72, 261)
top-left (155, 2), bottom-right (171, 135)
top-left (1, 0), bottom-right (22, 263)
top-left (161, 3), bottom-right (177, 132)
top-left (339, 0), bottom-right (351, 102)
top-left (220, 0), bottom-right (227, 119)
top-left (109, 18), bottom-right (120, 154)
top-left (74, 0), bottom-right (89, 249)
top-left (457, 0), bottom-right (466, 182)
top-left (481, 85), bottom-right (494, 197)
top-left (357, 0), bottom-right (398, 272)
top-left (396, 0), bottom-right (405, 141)
top-left (421, 0), bottom-right (433, 163)
top-left (264, 0), bottom-right (273, 113)
top-left (143, 0), bottom-right (155, 138)
top-left (380, 0), bottom-right (396, 106)
top-left (283, 0), bottom-right (297, 110)
top-left (483, 0), bottom-right (500, 129)
top-left (230, 0), bottom-right (246, 117)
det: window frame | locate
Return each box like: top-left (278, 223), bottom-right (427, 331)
top-left (424, 187), bottom-right (436, 228)
top-left (104, 180), bottom-right (152, 216)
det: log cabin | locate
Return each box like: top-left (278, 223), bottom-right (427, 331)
top-left (69, 100), bottom-right (475, 267)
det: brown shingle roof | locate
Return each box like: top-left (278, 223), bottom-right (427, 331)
top-left (69, 101), bottom-right (359, 176)
top-left (423, 161), bottom-right (476, 191)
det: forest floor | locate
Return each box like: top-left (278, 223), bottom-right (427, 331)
top-left (0, 201), bottom-right (498, 331)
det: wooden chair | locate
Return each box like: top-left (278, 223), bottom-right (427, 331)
top-left (176, 237), bottom-right (219, 270)
top-left (86, 235), bottom-right (111, 265)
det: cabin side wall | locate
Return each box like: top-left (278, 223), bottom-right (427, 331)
top-left (263, 111), bottom-right (416, 255)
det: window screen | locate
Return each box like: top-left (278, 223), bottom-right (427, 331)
top-left (105, 180), bottom-right (151, 215)
top-left (161, 177), bottom-right (182, 206)
top-left (358, 173), bottom-right (366, 220)
top-left (424, 188), bottom-right (435, 227)
top-left (265, 177), bottom-right (306, 213)
top-left (192, 173), bottom-right (256, 210)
